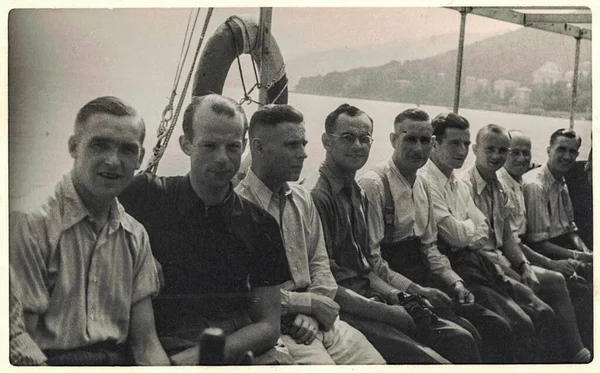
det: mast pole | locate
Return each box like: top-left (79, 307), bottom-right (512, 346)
top-left (258, 7), bottom-right (273, 105)
top-left (569, 33), bottom-right (582, 129)
top-left (453, 8), bottom-right (468, 114)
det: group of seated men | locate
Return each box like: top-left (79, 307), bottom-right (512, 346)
top-left (10, 93), bottom-right (593, 365)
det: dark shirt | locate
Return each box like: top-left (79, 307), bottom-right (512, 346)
top-left (119, 173), bottom-right (291, 336)
top-left (311, 164), bottom-right (372, 289)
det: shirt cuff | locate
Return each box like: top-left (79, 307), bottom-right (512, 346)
top-left (439, 270), bottom-right (464, 289)
top-left (526, 231), bottom-right (549, 243)
top-left (280, 290), bottom-right (312, 316)
top-left (388, 274), bottom-right (413, 292)
top-left (10, 333), bottom-right (47, 366)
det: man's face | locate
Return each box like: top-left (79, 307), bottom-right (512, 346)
top-left (259, 121), bottom-right (308, 183)
top-left (547, 135), bottom-right (580, 175)
top-left (390, 119), bottom-right (433, 174)
top-left (505, 134), bottom-right (532, 178)
top-left (473, 130), bottom-right (510, 174)
top-left (433, 127), bottom-right (471, 171)
top-left (181, 104), bottom-right (245, 191)
top-left (325, 113), bottom-right (373, 172)
top-left (69, 113), bottom-right (145, 200)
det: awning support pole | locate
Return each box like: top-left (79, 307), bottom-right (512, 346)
top-left (258, 7), bottom-right (273, 105)
top-left (453, 8), bottom-right (468, 113)
top-left (569, 34), bottom-right (582, 129)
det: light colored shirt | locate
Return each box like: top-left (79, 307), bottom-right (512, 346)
top-left (236, 169), bottom-right (338, 316)
top-left (10, 173), bottom-right (161, 351)
top-left (359, 159), bottom-right (462, 290)
top-left (10, 273), bottom-right (47, 365)
top-left (522, 164), bottom-right (577, 242)
top-left (498, 167), bottom-right (527, 237)
top-left (419, 159), bottom-right (489, 249)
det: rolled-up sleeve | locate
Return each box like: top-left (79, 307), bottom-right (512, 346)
top-left (9, 212), bottom-right (50, 315)
top-left (358, 174), bottom-right (413, 291)
top-left (421, 184), bottom-right (462, 286)
top-left (10, 277), bottom-right (46, 366)
top-left (305, 200), bottom-right (338, 299)
top-left (523, 182), bottom-right (551, 242)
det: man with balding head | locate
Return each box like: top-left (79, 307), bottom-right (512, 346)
top-left (120, 94), bottom-right (293, 365)
top-left (503, 130), bottom-right (592, 360)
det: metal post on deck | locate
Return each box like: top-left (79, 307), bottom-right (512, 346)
top-left (569, 34), bottom-right (582, 129)
top-left (258, 7), bottom-right (273, 105)
top-left (453, 8), bottom-right (468, 113)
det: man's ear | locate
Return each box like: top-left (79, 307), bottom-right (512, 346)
top-left (68, 135), bottom-right (78, 159)
top-left (546, 145), bottom-right (551, 157)
top-left (250, 137), bottom-right (263, 156)
top-left (472, 142), bottom-right (478, 154)
top-left (431, 135), bottom-right (438, 150)
top-left (389, 132), bottom-right (397, 149)
top-left (322, 133), bottom-right (331, 151)
top-left (136, 147), bottom-right (146, 169)
top-left (179, 135), bottom-right (193, 156)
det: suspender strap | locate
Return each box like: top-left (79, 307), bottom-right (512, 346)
top-left (373, 167), bottom-right (395, 244)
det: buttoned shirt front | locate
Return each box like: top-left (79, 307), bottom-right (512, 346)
top-left (236, 169), bottom-right (338, 315)
top-left (419, 159), bottom-right (489, 250)
top-left (522, 164), bottom-right (577, 242)
top-left (497, 167), bottom-right (527, 237)
top-left (311, 163), bottom-right (372, 284)
top-left (359, 159), bottom-right (462, 290)
top-left (10, 173), bottom-right (161, 351)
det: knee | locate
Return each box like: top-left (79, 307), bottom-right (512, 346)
top-left (542, 270), bottom-right (568, 293)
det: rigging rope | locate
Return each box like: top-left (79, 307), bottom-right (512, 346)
top-left (144, 8), bottom-right (214, 174)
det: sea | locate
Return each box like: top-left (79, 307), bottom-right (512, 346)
top-left (9, 90), bottom-right (592, 208)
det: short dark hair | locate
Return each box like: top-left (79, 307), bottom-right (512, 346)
top-left (431, 112), bottom-right (470, 141)
top-left (75, 96), bottom-right (145, 142)
top-left (182, 94), bottom-right (248, 141)
top-left (476, 123), bottom-right (509, 143)
top-left (394, 108), bottom-right (429, 132)
top-left (324, 103), bottom-right (373, 133)
top-left (249, 104), bottom-right (304, 138)
top-left (549, 128), bottom-right (582, 147)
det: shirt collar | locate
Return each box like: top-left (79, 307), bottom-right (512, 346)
top-left (60, 172), bottom-right (126, 232)
top-left (541, 163), bottom-right (564, 186)
top-left (319, 162), bottom-right (358, 197)
top-left (175, 174), bottom-right (236, 216)
top-left (423, 159), bottom-right (456, 189)
top-left (387, 158), bottom-right (412, 188)
top-left (243, 168), bottom-right (292, 211)
top-left (470, 166), bottom-right (496, 196)
top-left (498, 167), bottom-right (522, 190)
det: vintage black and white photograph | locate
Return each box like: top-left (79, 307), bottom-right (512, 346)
top-left (7, 0), bottom-right (595, 367)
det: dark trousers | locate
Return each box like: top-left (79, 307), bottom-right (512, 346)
top-left (44, 341), bottom-right (128, 366)
top-left (382, 240), bottom-right (515, 363)
top-left (381, 239), bottom-right (482, 363)
top-left (340, 311), bottom-right (449, 364)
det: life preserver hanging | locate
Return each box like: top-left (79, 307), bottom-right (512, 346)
top-left (192, 15), bottom-right (288, 104)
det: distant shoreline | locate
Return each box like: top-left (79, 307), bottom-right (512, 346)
top-left (290, 90), bottom-right (592, 121)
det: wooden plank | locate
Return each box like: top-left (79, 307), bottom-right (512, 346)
top-left (524, 13), bottom-right (591, 24)
top-left (447, 7), bottom-right (591, 40)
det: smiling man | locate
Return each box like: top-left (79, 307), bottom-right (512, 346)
top-left (358, 108), bottom-right (482, 363)
top-left (119, 94), bottom-right (292, 365)
top-left (10, 96), bottom-right (168, 365)
top-left (522, 129), bottom-right (593, 265)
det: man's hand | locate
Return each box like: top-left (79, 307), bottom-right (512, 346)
top-left (576, 251), bottom-right (593, 263)
top-left (418, 287), bottom-right (452, 309)
top-left (549, 259), bottom-right (579, 277)
top-left (521, 265), bottom-right (540, 291)
top-left (451, 281), bottom-right (475, 304)
top-left (288, 314), bottom-right (319, 345)
top-left (310, 294), bottom-right (340, 331)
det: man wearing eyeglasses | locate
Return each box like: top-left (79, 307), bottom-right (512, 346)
top-left (357, 108), bottom-right (483, 363)
top-left (311, 104), bottom-right (452, 364)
